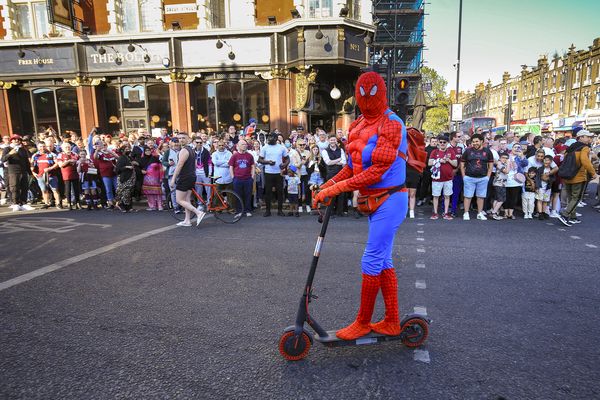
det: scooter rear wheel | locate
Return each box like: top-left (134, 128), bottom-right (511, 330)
top-left (279, 331), bottom-right (312, 361)
top-left (401, 318), bottom-right (429, 348)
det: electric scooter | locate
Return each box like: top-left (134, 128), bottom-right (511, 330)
top-left (278, 201), bottom-right (431, 361)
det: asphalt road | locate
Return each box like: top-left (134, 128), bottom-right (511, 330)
top-left (1, 186), bottom-right (599, 399)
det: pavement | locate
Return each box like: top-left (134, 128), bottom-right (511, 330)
top-left (1, 185), bottom-right (599, 399)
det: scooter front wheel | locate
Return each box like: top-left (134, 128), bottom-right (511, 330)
top-left (401, 318), bottom-right (429, 348)
top-left (279, 331), bottom-right (312, 361)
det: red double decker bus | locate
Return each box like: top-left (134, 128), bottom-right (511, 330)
top-left (458, 117), bottom-right (497, 135)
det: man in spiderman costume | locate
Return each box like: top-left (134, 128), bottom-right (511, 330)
top-left (314, 71), bottom-right (408, 340)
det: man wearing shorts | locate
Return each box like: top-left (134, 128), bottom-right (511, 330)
top-left (31, 141), bottom-right (61, 209)
top-left (460, 133), bottom-right (494, 221)
top-left (170, 132), bottom-right (205, 227)
top-left (428, 134), bottom-right (457, 220)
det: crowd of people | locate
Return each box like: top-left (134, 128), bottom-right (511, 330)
top-left (1, 124), bottom-right (599, 228)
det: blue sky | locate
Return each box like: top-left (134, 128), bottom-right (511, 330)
top-left (424, 0), bottom-right (600, 94)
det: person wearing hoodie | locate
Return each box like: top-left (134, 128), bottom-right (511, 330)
top-left (558, 130), bottom-right (597, 226)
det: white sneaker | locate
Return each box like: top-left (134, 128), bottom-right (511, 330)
top-left (196, 210), bottom-right (206, 226)
top-left (463, 212), bottom-right (470, 220)
top-left (305, 205), bottom-right (311, 213)
top-left (409, 210), bottom-right (415, 219)
top-left (246, 212), bottom-right (252, 217)
top-left (477, 212), bottom-right (487, 220)
top-left (176, 221), bottom-right (191, 227)
top-left (577, 201), bottom-right (586, 207)
top-left (10, 204), bottom-right (21, 212)
top-left (576, 212), bottom-right (582, 217)
top-left (234, 212), bottom-right (243, 219)
top-left (0, 198), bottom-right (6, 205)
top-left (21, 204), bottom-right (35, 211)
top-left (549, 211), bottom-right (560, 218)
top-left (298, 206), bottom-right (303, 213)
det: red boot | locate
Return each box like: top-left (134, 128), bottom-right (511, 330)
top-left (370, 268), bottom-right (401, 336)
top-left (336, 274), bottom-right (380, 340)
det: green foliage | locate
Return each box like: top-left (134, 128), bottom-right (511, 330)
top-left (420, 66), bottom-right (450, 134)
top-left (423, 107), bottom-right (450, 134)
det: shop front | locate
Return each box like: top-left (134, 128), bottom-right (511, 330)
top-left (585, 111), bottom-right (600, 133)
top-left (0, 19), bottom-right (373, 138)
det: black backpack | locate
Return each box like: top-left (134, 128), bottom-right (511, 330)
top-left (558, 150), bottom-right (580, 179)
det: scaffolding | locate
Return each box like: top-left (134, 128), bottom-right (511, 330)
top-left (370, 0), bottom-right (424, 111)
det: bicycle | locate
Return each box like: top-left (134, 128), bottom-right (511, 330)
top-left (172, 177), bottom-right (244, 224)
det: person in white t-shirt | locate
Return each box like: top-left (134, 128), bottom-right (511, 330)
top-left (258, 132), bottom-right (289, 216)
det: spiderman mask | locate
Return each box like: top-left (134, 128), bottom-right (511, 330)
top-left (355, 72), bottom-right (388, 121)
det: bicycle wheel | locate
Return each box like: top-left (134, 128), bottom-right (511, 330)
top-left (213, 189), bottom-right (243, 224)
top-left (172, 191), bottom-right (201, 221)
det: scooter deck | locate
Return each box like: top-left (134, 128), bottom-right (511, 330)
top-left (314, 330), bottom-right (405, 347)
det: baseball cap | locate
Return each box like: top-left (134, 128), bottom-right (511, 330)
top-left (437, 134), bottom-right (449, 142)
top-left (10, 134), bottom-right (22, 141)
top-left (576, 129), bottom-right (594, 138)
top-left (289, 165), bottom-right (297, 173)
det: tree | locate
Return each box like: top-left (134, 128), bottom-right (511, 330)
top-left (420, 66), bottom-right (451, 134)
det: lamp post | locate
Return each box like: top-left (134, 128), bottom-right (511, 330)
top-left (454, 0), bottom-right (463, 131)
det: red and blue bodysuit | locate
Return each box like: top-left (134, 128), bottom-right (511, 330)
top-left (314, 72), bottom-right (408, 340)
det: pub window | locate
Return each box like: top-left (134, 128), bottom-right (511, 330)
top-left (346, 0), bottom-right (361, 20)
top-left (13, 1), bottom-right (61, 38)
top-left (207, 0), bottom-right (226, 28)
top-left (195, 82), bottom-right (217, 131)
top-left (56, 88), bottom-right (81, 135)
top-left (8, 89), bottom-right (34, 136)
top-left (122, 85), bottom-right (146, 108)
top-left (102, 86), bottom-right (121, 134)
top-left (122, 0), bottom-right (161, 33)
top-left (308, 0), bottom-right (333, 18)
top-left (32, 88), bottom-right (58, 133)
top-left (595, 90), bottom-right (600, 108)
top-left (216, 81), bottom-right (243, 132)
top-left (147, 84), bottom-right (171, 130)
top-left (244, 81), bottom-right (269, 131)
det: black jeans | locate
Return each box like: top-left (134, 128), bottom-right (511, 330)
top-left (64, 179), bottom-right (81, 206)
top-left (7, 171), bottom-right (28, 205)
top-left (233, 178), bottom-right (253, 213)
top-left (299, 174), bottom-right (310, 207)
top-left (264, 173), bottom-right (283, 212)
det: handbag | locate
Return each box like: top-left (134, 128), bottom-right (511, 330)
top-left (514, 172), bottom-right (525, 184)
top-left (357, 185), bottom-right (406, 216)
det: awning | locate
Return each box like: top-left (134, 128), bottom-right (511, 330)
top-left (552, 126), bottom-right (574, 132)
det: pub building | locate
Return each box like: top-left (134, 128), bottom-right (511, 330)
top-left (0, 19), bottom-right (373, 139)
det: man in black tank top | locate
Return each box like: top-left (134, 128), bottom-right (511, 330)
top-left (170, 132), bottom-right (205, 226)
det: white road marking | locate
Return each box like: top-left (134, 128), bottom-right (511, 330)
top-left (416, 262), bottom-right (426, 269)
top-left (585, 244), bottom-right (598, 249)
top-left (415, 280), bottom-right (427, 289)
top-left (24, 238), bottom-right (57, 254)
top-left (557, 228), bottom-right (566, 232)
top-left (570, 236), bottom-right (581, 240)
top-left (413, 349), bottom-right (430, 363)
top-left (417, 247), bottom-right (425, 253)
top-left (546, 223), bottom-right (554, 226)
top-left (417, 223), bottom-right (424, 226)
top-left (416, 237), bottom-right (425, 241)
top-left (0, 217), bottom-right (111, 235)
top-left (417, 217), bottom-right (424, 220)
top-left (413, 306), bottom-right (427, 316)
top-left (0, 224), bottom-right (177, 292)
top-left (417, 230), bottom-right (424, 234)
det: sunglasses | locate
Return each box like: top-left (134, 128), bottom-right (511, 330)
top-left (438, 141), bottom-right (447, 144)
top-left (297, 143), bottom-right (306, 146)
top-left (195, 141), bottom-right (203, 144)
